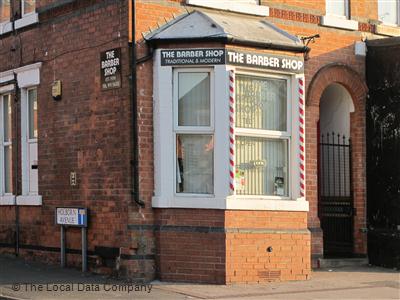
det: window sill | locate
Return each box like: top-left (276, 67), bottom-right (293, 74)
top-left (227, 196), bottom-right (308, 211)
top-left (152, 195), bottom-right (308, 211)
top-left (153, 196), bottom-right (226, 209)
top-left (320, 15), bottom-right (358, 31)
top-left (375, 24), bottom-right (400, 37)
top-left (186, 0), bottom-right (269, 17)
top-left (0, 13), bottom-right (38, 36)
top-left (16, 195), bottom-right (42, 206)
top-left (15, 13), bottom-right (39, 30)
top-left (0, 21), bottom-right (12, 35)
top-left (0, 195), bottom-right (16, 205)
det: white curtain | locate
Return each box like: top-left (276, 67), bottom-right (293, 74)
top-left (235, 75), bottom-right (288, 196)
top-left (236, 74), bottom-right (286, 131)
top-left (236, 137), bottom-right (288, 196)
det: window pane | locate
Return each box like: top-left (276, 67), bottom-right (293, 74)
top-left (176, 134), bottom-right (213, 194)
top-left (3, 95), bottom-right (11, 142)
top-left (236, 136), bottom-right (288, 196)
top-left (236, 75), bottom-right (287, 131)
top-left (178, 72), bottom-right (210, 126)
top-left (4, 145), bottom-right (12, 193)
top-left (23, 0), bottom-right (35, 15)
top-left (0, 0), bottom-right (10, 23)
top-left (326, 0), bottom-right (346, 16)
top-left (378, 0), bottom-right (398, 24)
top-left (28, 89), bottom-right (38, 139)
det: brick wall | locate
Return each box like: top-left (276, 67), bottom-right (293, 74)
top-left (154, 210), bottom-right (310, 284)
top-left (155, 209), bottom-right (226, 284)
top-left (225, 211), bottom-right (310, 283)
top-left (0, 0), bottom-right (376, 283)
top-left (0, 0), bottom-right (156, 280)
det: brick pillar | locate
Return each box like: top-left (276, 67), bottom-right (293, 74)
top-left (305, 103), bottom-right (324, 265)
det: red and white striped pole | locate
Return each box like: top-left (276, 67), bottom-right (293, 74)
top-left (229, 70), bottom-right (235, 194)
top-left (298, 77), bottom-right (305, 198)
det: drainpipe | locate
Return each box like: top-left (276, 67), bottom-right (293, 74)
top-left (13, 73), bottom-right (19, 256)
top-left (10, 2), bottom-right (20, 257)
top-left (131, 0), bottom-right (144, 207)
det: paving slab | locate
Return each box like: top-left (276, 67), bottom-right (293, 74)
top-left (0, 255), bottom-right (399, 300)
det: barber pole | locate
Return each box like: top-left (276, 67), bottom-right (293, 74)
top-left (298, 77), bottom-right (305, 197)
top-left (229, 70), bottom-right (235, 193)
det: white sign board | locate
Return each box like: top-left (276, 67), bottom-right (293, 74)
top-left (56, 207), bottom-right (87, 227)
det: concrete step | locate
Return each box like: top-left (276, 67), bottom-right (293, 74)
top-left (318, 258), bottom-right (369, 268)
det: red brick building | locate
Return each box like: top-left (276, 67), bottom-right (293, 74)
top-left (0, 0), bottom-right (398, 283)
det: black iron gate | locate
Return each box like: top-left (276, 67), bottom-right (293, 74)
top-left (319, 132), bottom-right (354, 256)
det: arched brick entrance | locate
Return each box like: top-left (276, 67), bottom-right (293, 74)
top-left (306, 64), bottom-right (368, 263)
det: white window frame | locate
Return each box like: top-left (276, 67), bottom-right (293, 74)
top-left (173, 68), bottom-right (215, 197)
top-left (0, 93), bottom-right (15, 205)
top-left (10, 62), bottom-right (42, 206)
top-left (325, 0), bottom-right (350, 19)
top-left (21, 0), bottom-right (35, 17)
top-left (186, 0), bottom-right (269, 17)
top-left (21, 86), bottom-right (38, 196)
top-left (378, 0), bottom-right (400, 27)
top-left (0, 0), bottom-right (12, 35)
top-left (234, 71), bottom-right (292, 200)
top-left (173, 68), bottom-right (215, 133)
top-left (14, 0), bottom-right (38, 30)
top-left (321, 0), bottom-right (358, 30)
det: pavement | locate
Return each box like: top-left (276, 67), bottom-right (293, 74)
top-left (0, 255), bottom-right (399, 300)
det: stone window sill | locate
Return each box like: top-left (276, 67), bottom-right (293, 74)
top-left (0, 195), bottom-right (16, 205)
top-left (152, 195), bottom-right (309, 211)
top-left (16, 195), bottom-right (42, 206)
top-left (0, 21), bottom-right (12, 35)
top-left (0, 13), bottom-right (38, 36)
top-left (320, 15), bottom-right (358, 31)
top-left (375, 24), bottom-right (400, 37)
top-left (15, 13), bottom-right (39, 30)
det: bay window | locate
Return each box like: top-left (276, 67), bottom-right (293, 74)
top-left (153, 49), bottom-right (307, 210)
top-left (0, 0), bottom-right (10, 24)
top-left (174, 70), bottom-right (214, 195)
top-left (235, 74), bottom-right (290, 197)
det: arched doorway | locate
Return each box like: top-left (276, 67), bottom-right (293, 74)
top-left (318, 83), bottom-right (355, 257)
top-left (306, 64), bottom-right (368, 263)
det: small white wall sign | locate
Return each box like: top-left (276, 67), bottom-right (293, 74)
top-left (56, 207), bottom-right (88, 227)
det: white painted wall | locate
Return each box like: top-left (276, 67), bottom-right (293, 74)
top-left (319, 83), bottom-right (354, 197)
top-left (320, 83), bottom-right (354, 138)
